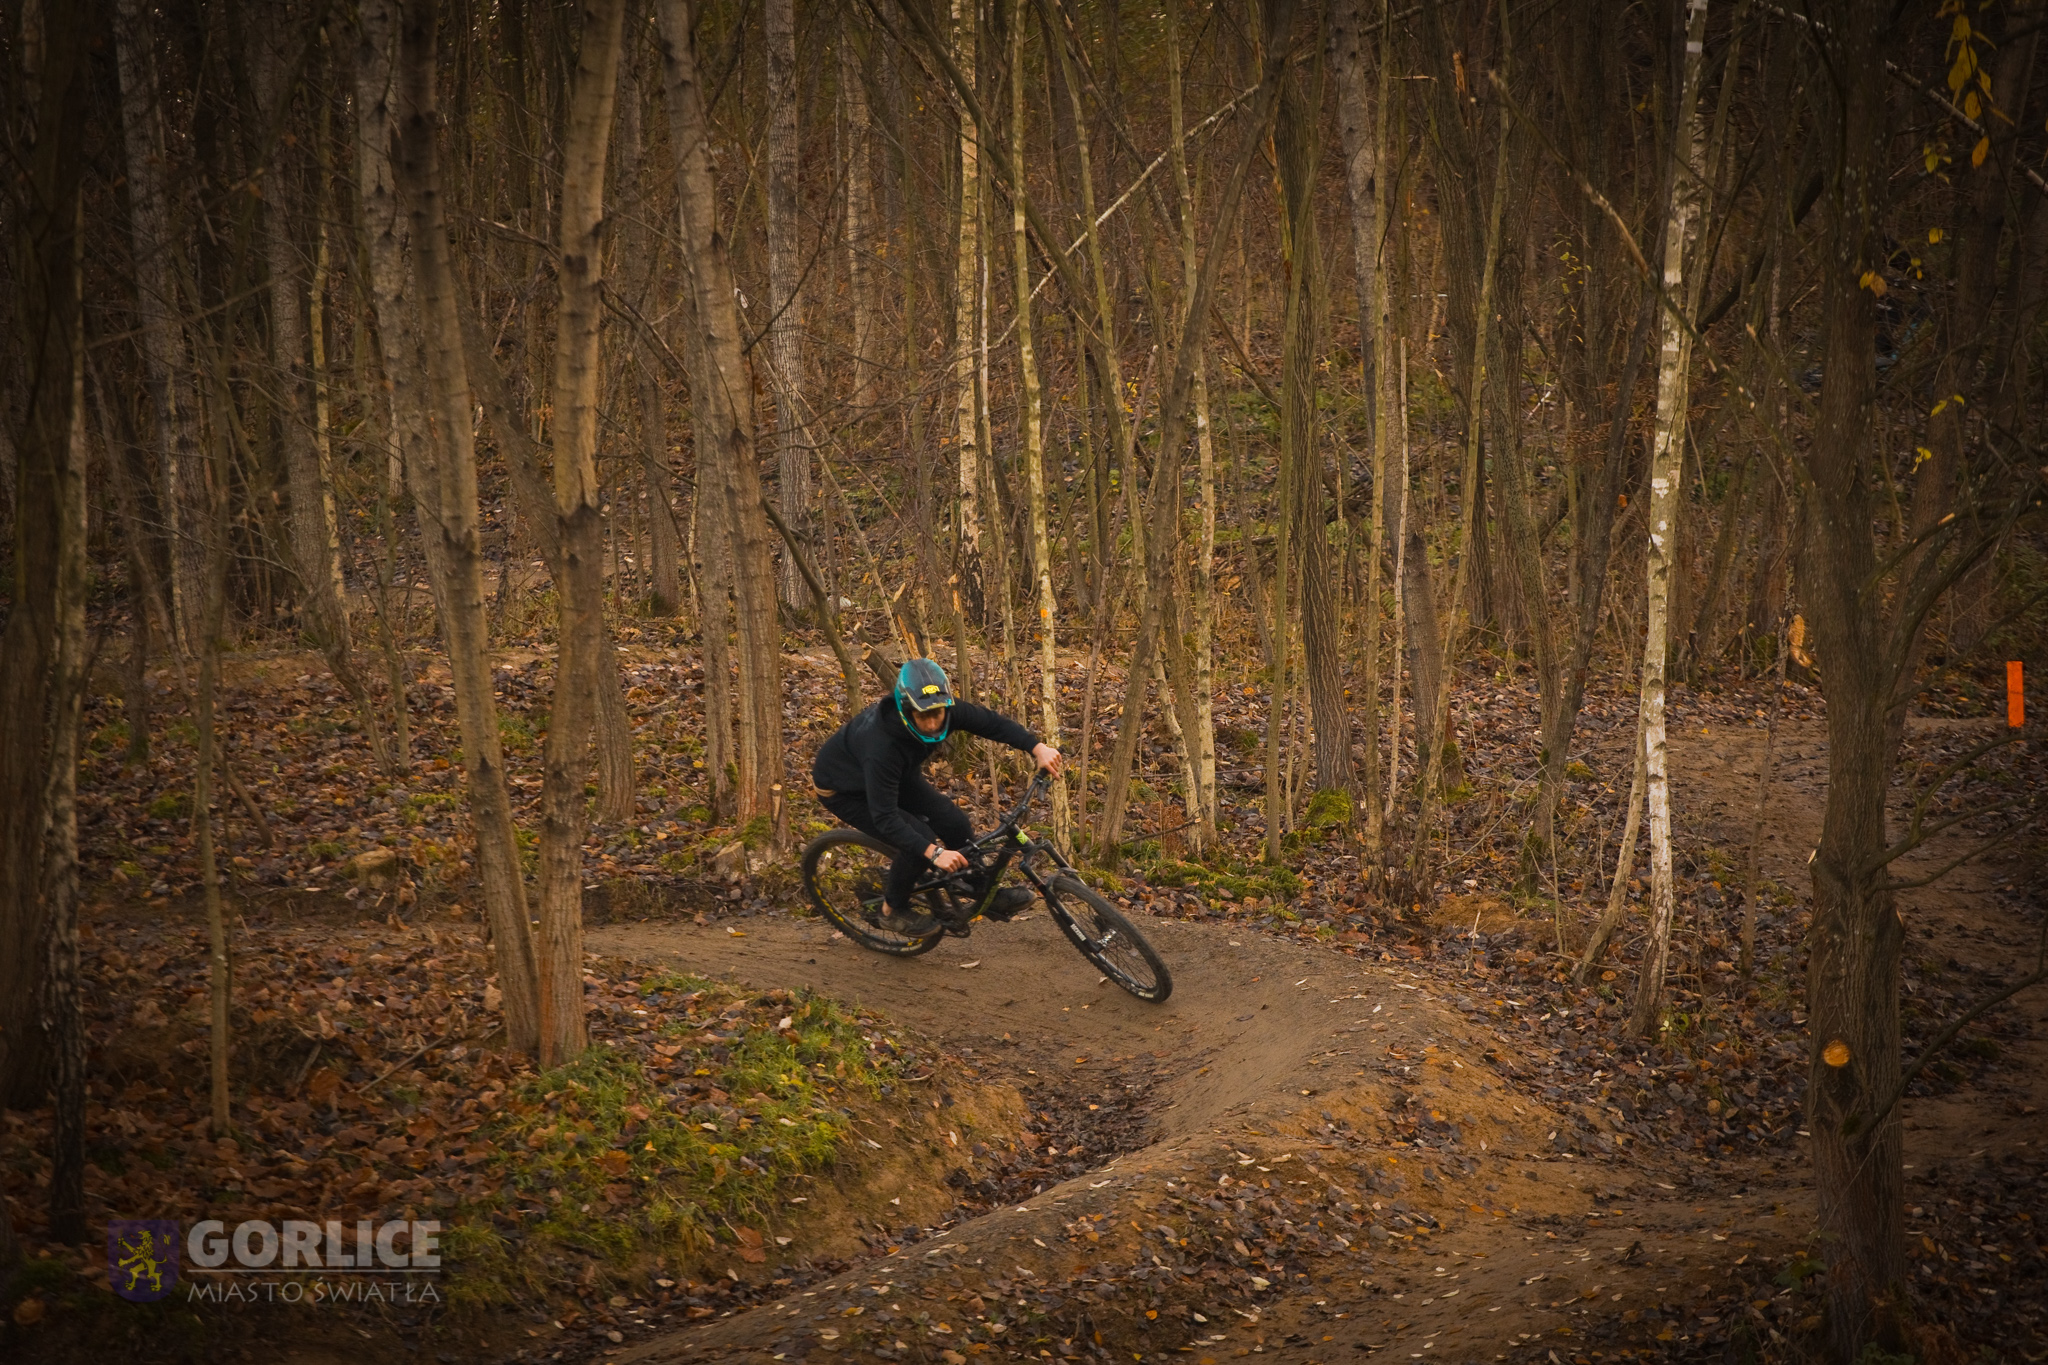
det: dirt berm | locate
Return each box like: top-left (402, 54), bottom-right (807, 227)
top-left (593, 909), bottom-right (1759, 1363)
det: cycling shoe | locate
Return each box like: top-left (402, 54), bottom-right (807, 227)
top-left (985, 886), bottom-right (1037, 919)
top-left (874, 905), bottom-right (939, 937)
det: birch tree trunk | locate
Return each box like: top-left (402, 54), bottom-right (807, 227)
top-left (657, 0), bottom-right (788, 834)
top-left (950, 0), bottom-right (986, 623)
top-left (369, 0), bottom-right (541, 1057)
top-left (114, 0), bottom-right (208, 659)
top-left (250, 23), bottom-right (394, 773)
top-left (1012, 10), bottom-right (1070, 849)
top-left (1166, 0), bottom-right (1218, 830)
top-left (1627, 0), bottom-right (1710, 1039)
top-left (765, 0), bottom-right (809, 612)
top-left (531, 0), bottom-right (624, 1067)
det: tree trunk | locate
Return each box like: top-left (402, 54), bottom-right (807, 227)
top-left (196, 519), bottom-right (231, 1137)
top-left (1332, 0), bottom-right (1389, 842)
top-left (370, 0), bottom-right (542, 1058)
top-left (694, 481), bottom-right (739, 820)
top-left (839, 11), bottom-right (880, 409)
top-left (36, 95), bottom-right (90, 1243)
top-left (1627, 0), bottom-right (1709, 1039)
top-left (0, 0), bottom-right (90, 1115)
top-left (950, 0), bottom-right (986, 624)
top-left (1275, 46), bottom-right (1350, 798)
top-left (1166, 2), bottom-right (1219, 831)
top-left (114, 0), bottom-right (209, 660)
top-left (1012, 9), bottom-right (1071, 849)
top-left (766, 0), bottom-right (810, 613)
top-left (528, 0), bottom-right (624, 1067)
top-left (251, 24), bottom-right (394, 774)
top-left (1798, 5), bottom-right (1912, 1352)
top-left (618, 69), bottom-right (682, 618)
top-left (657, 0), bottom-right (787, 834)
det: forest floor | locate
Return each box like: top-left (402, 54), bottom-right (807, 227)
top-left (1, 639), bottom-right (2042, 1365)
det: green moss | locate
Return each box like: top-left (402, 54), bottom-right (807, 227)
top-left (737, 815), bottom-right (774, 849)
top-left (1128, 843), bottom-right (1300, 902)
top-left (448, 977), bottom-right (896, 1303)
top-left (147, 791), bottom-right (190, 820)
top-left (1304, 788), bottom-right (1351, 832)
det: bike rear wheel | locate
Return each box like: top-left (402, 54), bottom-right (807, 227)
top-left (800, 830), bottom-right (944, 957)
top-left (1045, 875), bottom-right (1172, 1001)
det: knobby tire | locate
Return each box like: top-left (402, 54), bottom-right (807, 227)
top-left (1045, 875), bottom-right (1172, 1002)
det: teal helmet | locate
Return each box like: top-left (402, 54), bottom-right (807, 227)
top-left (893, 658), bottom-right (955, 744)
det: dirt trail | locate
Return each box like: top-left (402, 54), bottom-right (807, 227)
top-left (591, 910), bottom-right (1769, 1363)
top-left (578, 712), bottom-right (2043, 1364)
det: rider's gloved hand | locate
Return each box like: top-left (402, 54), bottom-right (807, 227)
top-left (1031, 743), bottom-right (1063, 775)
top-left (927, 844), bottom-right (969, 873)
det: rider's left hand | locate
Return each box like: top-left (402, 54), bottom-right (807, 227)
top-left (1032, 742), bottom-right (1063, 775)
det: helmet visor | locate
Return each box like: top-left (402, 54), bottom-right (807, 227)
top-left (902, 683), bottom-right (955, 712)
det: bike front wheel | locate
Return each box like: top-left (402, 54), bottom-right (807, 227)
top-left (1045, 875), bottom-right (1172, 1002)
top-left (800, 830), bottom-right (944, 957)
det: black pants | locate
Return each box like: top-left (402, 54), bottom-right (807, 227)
top-left (821, 776), bottom-right (972, 911)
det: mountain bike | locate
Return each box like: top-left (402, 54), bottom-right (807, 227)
top-left (799, 770), bottom-right (1172, 1002)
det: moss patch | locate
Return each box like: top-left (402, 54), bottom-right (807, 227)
top-left (448, 975), bottom-right (897, 1303)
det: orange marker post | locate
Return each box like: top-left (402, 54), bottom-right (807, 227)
top-left (2010, 661), bottom-right (2026, 729)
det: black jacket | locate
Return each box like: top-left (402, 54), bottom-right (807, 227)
top-left (812, 698), bottom-right (1038, 852)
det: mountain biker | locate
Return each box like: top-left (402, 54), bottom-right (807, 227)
top-left (812, 658), bottom-right (1063, 935)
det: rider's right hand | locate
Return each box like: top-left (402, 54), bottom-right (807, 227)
top-left (929, 846), bottom-right (968, 873)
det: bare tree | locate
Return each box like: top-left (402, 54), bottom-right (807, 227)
top-left (765, 0), bottom-right (810, 612)
top-left (249, 19), bottom-right (394, 773)
top-left (0, 0), bottom-right (92, 1215)
top-left (528, 0), bottom-right (626, 1066)
top-left (1627, 0), bottom-right (1710, 1039)
top-left (657, 0), bottom-right (788, 835)
top-left (113, 0), bottom-right (207, 658)
top-left (370, 0), bottom-right (542, 1056)
top-left (1011, 7), bottom-right (1071, 849)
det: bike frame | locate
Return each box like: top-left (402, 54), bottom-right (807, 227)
top-left (905, 770), bottom-right (1070, 926)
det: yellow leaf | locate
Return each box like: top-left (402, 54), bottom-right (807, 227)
top-left (1972, 136), bottom-right (1990, 167)
top-left (1914, 447), bottom-right (1935, 468)
top-left (1949, 54), bottom-right (1972, 94)
top-left (1964, 91), bottom-right (1981, 120)
top-left (1950, 14), bottom-right (1970, 44)
top-left (1924, 145), bottom-right (1943, 173)
top-left (1928, 227), bottom-right (1943, 243)
top-left (1823, 1039), bottom-right (1851, 1068)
